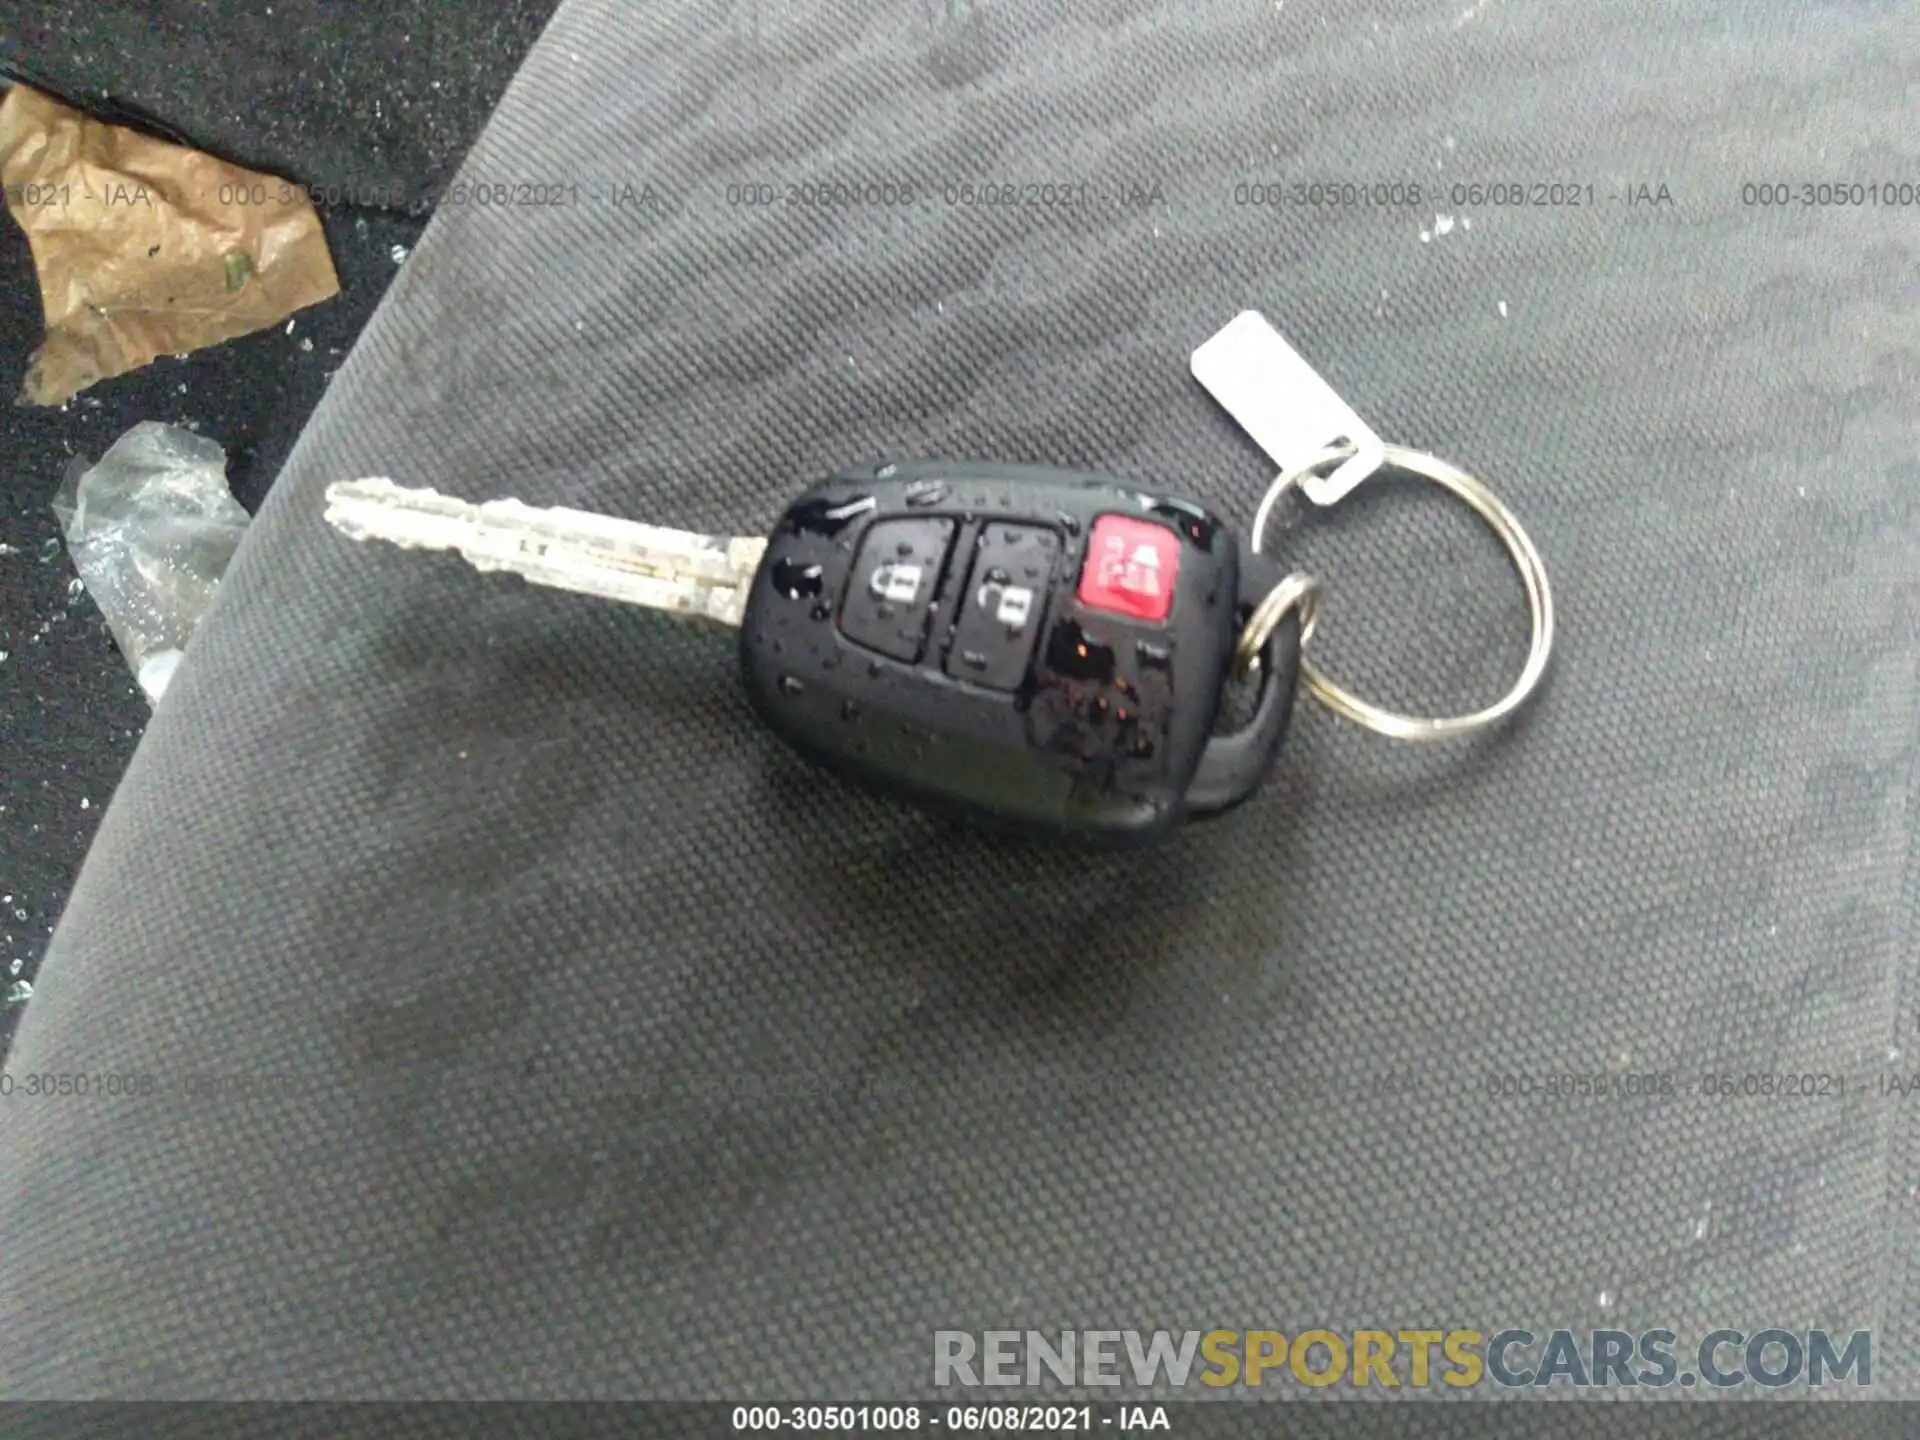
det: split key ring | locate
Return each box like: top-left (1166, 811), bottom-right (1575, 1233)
top-left (1235, 442), bottom-right (1556, 742)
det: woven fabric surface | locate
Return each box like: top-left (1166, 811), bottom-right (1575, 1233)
top-left (1, 0), bottom-right (1916, 1411)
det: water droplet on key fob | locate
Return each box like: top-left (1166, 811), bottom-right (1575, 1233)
top-left (809, 602), bottom-right (832, 621)
top-left (904, 478), bottom-right (949, 507)
top-left (770, 557), bottom-right (824, 600)
top-left (778, 675), bottom-right (804, 695)
top-left (867, 660), bottom-right (883, 678)
top-left (1047, 621), bottom-right (1116, 682)
top-left (1145, 497), bottom-right (1218, 551)
top-left (877, 463), bottom-right (898, 479)
top-left (784, 495), bottom-right (876, 536)
top-left (1056, 513), bottom-right (1081, 536)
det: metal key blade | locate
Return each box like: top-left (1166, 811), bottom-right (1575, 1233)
top-left (323, 477), bottom-right (767, 626)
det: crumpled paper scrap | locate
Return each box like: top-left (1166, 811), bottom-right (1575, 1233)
top-left (0, 84), bottom-right (340, 406)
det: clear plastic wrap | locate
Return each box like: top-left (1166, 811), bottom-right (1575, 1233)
top-left (51, 422), bottom-right (250, 704)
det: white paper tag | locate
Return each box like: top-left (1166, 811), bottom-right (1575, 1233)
top-left (1190, 310), bottom-right (1385, 506)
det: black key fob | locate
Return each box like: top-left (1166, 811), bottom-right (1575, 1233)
top-left (739, 461), bottom-right (1302, 845)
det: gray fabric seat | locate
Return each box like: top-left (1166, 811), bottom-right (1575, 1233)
top-left (2, 0), bottom-right (1916, 1405)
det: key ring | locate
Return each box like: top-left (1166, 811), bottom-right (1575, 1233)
top-left (1231, 571), bottom-right (1322, 678)
top-left (1241, 442), bottom-right (1555, 742)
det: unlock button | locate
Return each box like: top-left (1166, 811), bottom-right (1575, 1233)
top-left (946, 522), bottom-right (1060, 691)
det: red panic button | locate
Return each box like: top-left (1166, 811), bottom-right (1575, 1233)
top-left (1076, 514), bottom-right (1180, 623)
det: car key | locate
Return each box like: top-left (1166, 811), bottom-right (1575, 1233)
top-left (324, 463), bottom-right (1308, 845)
top-left (737, 461), bottom-right (1303, 844)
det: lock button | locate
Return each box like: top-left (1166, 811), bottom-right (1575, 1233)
top-left (839, 518), bottom-right (954, 662)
